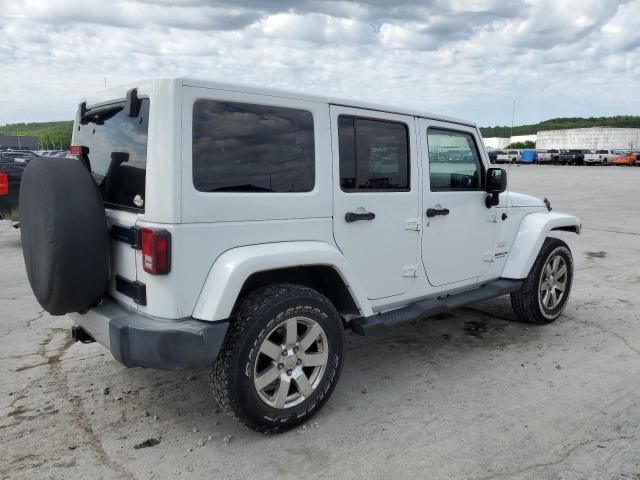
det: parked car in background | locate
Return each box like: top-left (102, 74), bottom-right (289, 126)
top-left (35, 150), bottom-right (66, 157)
top-left (584, 149), bottom-right (617, 165)
top-left (496, 149), bottom-right (522, 164)
top-left (487, 150), bottom-right (498, 164)
top-left (495, 150), bottom-right (509, 163)
top-left (0, 155), bottom-right (32, 221)
top-left (1, 150), bottom-right (39, 161)
top-left (537, 149), bottom-right (557, 164)
top-left (612, 152), bottom-right (638, 166)
top-left (555, 150), bottom-right (574, 165)
top-left (568, 149), bottom-right (585, 165)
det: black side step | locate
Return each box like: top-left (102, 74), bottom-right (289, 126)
top-left (350, 279), bottom-right (523, 336)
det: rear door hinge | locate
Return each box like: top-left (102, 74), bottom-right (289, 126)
top-left (405, 218), bottom-right (421, 231)
top-left (402, 265), bottom-right (419, 277)
top-left (110, 224), bottom-right (141, 249)
top-left (486, 213), bottom-right (497, 223)
top-left (482, 252), bottom-right (495, 263)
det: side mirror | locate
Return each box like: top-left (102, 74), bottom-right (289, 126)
top-left (485, 168), bottom-right (507, 208)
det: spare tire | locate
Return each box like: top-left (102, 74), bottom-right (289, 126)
top-left (20, 157), bottom-right (110, 315)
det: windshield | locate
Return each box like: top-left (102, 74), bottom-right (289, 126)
top-left (74, 99), bottom-right (150, 212)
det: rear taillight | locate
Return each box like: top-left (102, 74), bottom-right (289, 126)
top-left (69, 144), bottom-right (89, 156)
top-left (140, 228), bottom-right (171, 275)
top-left (0, 173), bottom-right (8, 196)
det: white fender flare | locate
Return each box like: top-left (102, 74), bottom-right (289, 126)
top-left (502, 211), bottom-right (581, 279)
top-left (192, 241), bottom-right (373, 321)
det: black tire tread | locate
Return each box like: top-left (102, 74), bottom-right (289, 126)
top-left (209, 283), bottom-right (341, 434)
top-left (510, 237), bottom-right (573, 325)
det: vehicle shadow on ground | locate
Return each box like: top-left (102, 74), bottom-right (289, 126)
top-left (71, 296), bottom-right (558, 442)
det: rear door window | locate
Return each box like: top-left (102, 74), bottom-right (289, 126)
top-left (338, 116), bottom-right (410, 191)
top-left (75, 99), bottom-right (150, 212)
top-left (192, 100), bottom-right (315, 193)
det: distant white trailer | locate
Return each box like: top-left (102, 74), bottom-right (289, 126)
top-left (509, 134), bottom-right (537, 144)
top-left (483, 137), bottom-right (510, 149)
top-left (536, 127), bottom-right (640, 150)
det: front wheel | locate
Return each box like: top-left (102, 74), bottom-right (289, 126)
top-left (210, 283), bottom-right (344, 433)
top-left (511, 237), bottom-right (573, 324)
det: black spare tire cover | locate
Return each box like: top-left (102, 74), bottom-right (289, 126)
top-left (20, 156), bottom-right (110, 315)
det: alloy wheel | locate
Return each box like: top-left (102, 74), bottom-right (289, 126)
top-left (253, 316), bottom-right (329, 409)
top-left (539, 254), bottom-right (568, 310)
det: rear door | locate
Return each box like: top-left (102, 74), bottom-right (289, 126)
top-left (419, 119), bottom-right (494, 286)
top-left (331, 106), bottom-right (420, 300)
top-left (72, 98), bottom-right (151, 308)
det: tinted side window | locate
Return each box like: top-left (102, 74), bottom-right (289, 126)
top-left (339, 116), bottom-right (409, 191)
top-left (428, 129), bottom-right (483, 191)
top-left (192, 100), bottom-right (314, 193)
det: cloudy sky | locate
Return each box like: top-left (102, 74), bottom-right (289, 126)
top-left (1, 0), bottom-right (639, 127)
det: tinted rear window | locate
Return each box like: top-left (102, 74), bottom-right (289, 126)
top-left (192, 100), bottom-right (315, 193)
top-left (75, 99), bottom-right (150, 211)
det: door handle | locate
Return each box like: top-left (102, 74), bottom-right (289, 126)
top-left (345, 211), bottom-right (376, 223)
top-left (426, 208), bottom-right (450, 218)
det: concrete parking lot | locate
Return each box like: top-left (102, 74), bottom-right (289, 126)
top-left (1, 165), bottom-right (640, 480)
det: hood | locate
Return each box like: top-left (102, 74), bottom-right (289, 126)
top-left (504, 191), bottom-right (547, 208)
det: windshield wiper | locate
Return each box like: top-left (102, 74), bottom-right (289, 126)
top-left (81, 105), bottom-right (124, 125)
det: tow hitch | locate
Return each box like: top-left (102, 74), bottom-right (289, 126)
top-left (71, 325), bottom-right (95, 344)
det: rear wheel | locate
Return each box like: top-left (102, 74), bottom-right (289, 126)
top-left (210, 283), bottom-right (344, 433)
top-left (511, 238), bottom-right (573, 324)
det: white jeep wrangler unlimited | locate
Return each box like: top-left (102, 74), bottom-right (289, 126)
top-left (19, 78), bottom-right (580, 433)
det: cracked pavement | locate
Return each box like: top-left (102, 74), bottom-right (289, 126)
top-left (1, 165), bottom-right (640, 479)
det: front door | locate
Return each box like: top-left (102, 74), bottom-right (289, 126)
top-left (419, 120), bottom-right (494, 286)
top-left (331, 106), bottom-right (420, 300)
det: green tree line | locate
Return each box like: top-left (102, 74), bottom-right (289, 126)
top-left (0, 121), bottom-right (73, 150)
top-left (480, 115), bottom-right (640, 138)
top-left (506, 140), bottom-right (536, 149)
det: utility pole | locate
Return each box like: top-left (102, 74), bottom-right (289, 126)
top-left (510, 99), bottom-right (516, 143)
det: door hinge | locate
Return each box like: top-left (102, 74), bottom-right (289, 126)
top-left (405, 218), bottom-right (421, 231)
top-left (486, 213), bottom-right (497, 223)
top-left (402, 265), bottom-right (418, 277)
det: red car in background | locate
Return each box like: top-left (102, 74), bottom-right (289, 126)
top-left (612, 153), bottom-right (639, 166)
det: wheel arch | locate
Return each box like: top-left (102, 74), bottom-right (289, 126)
top-left (501, 212), bottom-right (581, 279)
top-left (192, 241), bottom-right (372, 322)
top-left (238, 266), bottom-right (360, 319)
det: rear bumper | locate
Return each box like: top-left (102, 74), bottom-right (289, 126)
top-left (69, 298), bottom-right (229, 370)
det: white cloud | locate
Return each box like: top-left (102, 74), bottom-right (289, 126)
top-left (0, 0), bottom-right (638, 127)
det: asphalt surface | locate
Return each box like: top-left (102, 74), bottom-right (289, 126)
top-left (1, 165), bottom-right (640, 480)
